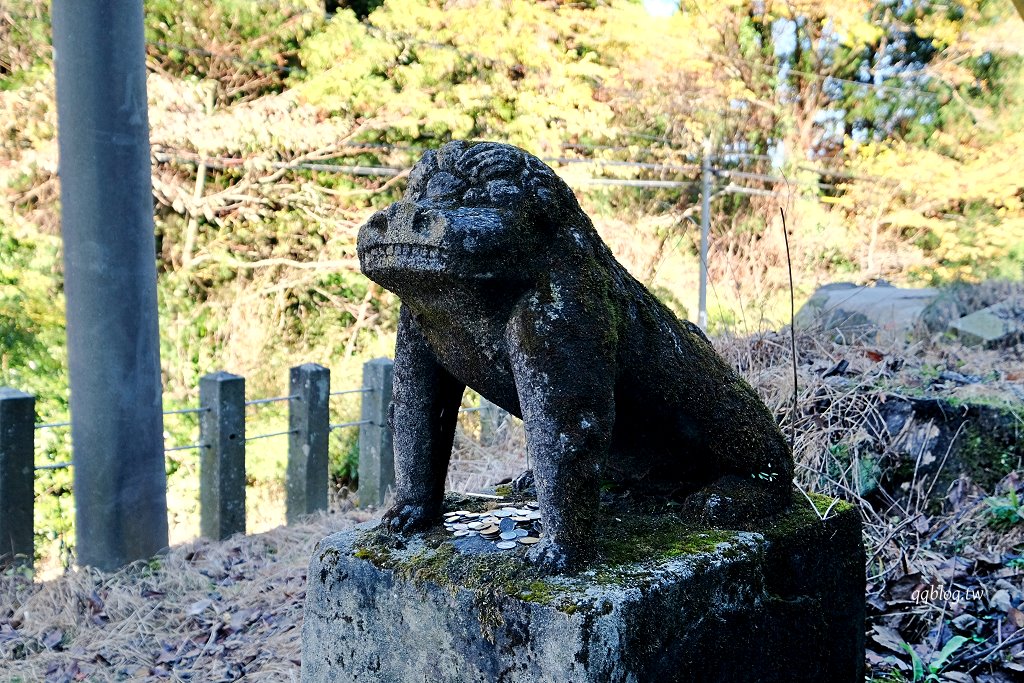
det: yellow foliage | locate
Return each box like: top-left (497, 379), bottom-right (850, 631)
top-left (297, 0), bottom-right (618, 152)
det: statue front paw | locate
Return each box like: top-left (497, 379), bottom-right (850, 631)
top-left (526, 537), bottom-right (587, 574)
top-left (380, 502), bottom-right (435, 534)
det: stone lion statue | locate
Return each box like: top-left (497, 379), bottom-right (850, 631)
top-left (357, 141), bottom-right (793, 571)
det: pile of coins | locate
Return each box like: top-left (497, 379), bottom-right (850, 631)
top-left (443, 502), bottom-right (544, 550)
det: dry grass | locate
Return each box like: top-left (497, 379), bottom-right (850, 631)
top-left (716, 327), bottom-right (1023, 570)
top-left (447, 411), bottom-right (528, 495)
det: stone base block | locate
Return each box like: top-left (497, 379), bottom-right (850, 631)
top-left (302, 493), bottom-right (864, 682)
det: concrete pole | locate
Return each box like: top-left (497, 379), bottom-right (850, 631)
top-left (478, 398), bottom-right (504, 447)
top-left (0, 389), bottom-right (34, 568)
top-left (698, 138), bottom-right (712, 331)
top-left (287, 364), bottom-right (330, 523)
top-left (52, 0), bottom-right (168, 570)
top-left (358, 359), bottom-right (395, 508)
top-left (199, 372), bottom-right (246, 540)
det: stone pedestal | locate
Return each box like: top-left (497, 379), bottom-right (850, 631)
top-left (301, 493), bottom-right (865, 682)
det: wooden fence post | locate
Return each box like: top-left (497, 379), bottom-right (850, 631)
top-left (0, 388), bottom-right (34, 567)
top-left (358, 358), bottom-right (394, 508)
top-left (287, 363), bottom-right (330, 524)
top-left (199, 372), bottom-right (245, 540)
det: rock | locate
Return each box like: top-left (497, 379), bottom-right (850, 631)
top-left (795, 283), bottom-right (939, 344)
top-left (868, 395), bottom-right (1024, 495)
top-left (948, 301), bottom-right (1024, 348)
top-left (301, 493), bottom-right (865, 682)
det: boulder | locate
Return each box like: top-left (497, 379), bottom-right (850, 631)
top-left (795, 282), bottom-right (939, 343)
top-left (948, 301), bottom-right (1024, 348)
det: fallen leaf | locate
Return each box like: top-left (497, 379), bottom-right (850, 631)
top-left (871, 624), bottom-right (909, 655)
top-left (41, 628), bottom-right (64, 649)
top-left (228, 608), bottom-right (259, 631)
top-left (187, 598), bottom-right (214, 616)
top-left (991, 589), bottom-right (1013, 613)
top-left (941, 672), bottom-right (975, 682)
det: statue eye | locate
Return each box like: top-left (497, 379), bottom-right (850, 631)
top-left (424, 172), bottom-right (466, 199)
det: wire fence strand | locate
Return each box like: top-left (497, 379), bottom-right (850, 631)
top-left (35, 462), bottom-right (72, 471)
top-left (245, 395), bottom-right (299, 407)
top-left (329, 419), bottom-right (372, 431)
top-left (34, 421), bottom-right (71, 430)
top-left (163, 407), bottom-right (210, 416)
top-left (330, 387), bottom-right (373, 397)
top-left (165, 443), bottom-right (206, 453)
top-left (244, 429), bottom-right (298, 442)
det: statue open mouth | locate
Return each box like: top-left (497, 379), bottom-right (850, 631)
top-left (359, 243), bottom-right (447, 274)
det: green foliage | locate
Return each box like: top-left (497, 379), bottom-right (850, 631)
top-left (0, 215), bottom-right (73, 567)
top-left (0, 1), bottom-right (51, 86)
top-left (901, 635), bottom-right (969, 682)
top-left (984, 488), bottom-right (1024, 530)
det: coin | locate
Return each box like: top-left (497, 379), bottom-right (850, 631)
top-left (518, 536), bottom-right (540, 545)
top-left (453, 529), bottom-right (476, 537)
top-left (526, 511), bottom-right (542, 520)
top-left (481, 516), bottom-right (499, 525)
top-left (513, 528), bottom-right (529, 537)
top-left (498, 531), bottom-right (517, 541)
top-left (495, 541), bottom-right (517, 550)
top-left (491, 509), bottom-right (513, 518)
top-left (525, 501), bottom-right (540, 509)
top-left (467, 521), bottom-right (484, 530)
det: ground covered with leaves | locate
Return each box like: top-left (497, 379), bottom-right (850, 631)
top-left (0, 508), bottom-right (374, 681)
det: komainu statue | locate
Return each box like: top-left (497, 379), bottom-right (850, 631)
top-left (357, 141), bottom-right (793, 571)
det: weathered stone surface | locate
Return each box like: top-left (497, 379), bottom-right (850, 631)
top-left (948, 301), bottom-right (1024, 347)
top-left (356, 141), bottom-right (793, 571)
top-left (302, 492), bottom-right (865, 682)
top-left (795, 282), bottom-right (939, 343)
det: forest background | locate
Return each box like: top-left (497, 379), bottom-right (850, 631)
top-left (1, 0), bottom-right (1022, 567)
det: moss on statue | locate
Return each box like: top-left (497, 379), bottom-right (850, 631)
top-left (345, 488), bottom-right (856, 641)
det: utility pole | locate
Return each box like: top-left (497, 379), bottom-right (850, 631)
top-left (697, 138), bottom-right (713, 330)
top-left (52, 0), bottom-right (169, 570)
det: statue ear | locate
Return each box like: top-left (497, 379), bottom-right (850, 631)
top-left (436, 141), bottom-right (470, 171)
top-left (407, 151), bottom-right (439, 197)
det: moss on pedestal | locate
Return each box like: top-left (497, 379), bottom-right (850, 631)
top-left (344, 487), bottom-right (856, 630)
